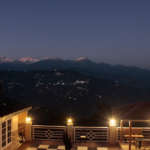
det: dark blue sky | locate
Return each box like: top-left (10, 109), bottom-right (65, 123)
top-left (0, 0), bottom-right (150, 67)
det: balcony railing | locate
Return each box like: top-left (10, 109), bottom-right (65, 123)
top-left (31, 125), bottom-right (150, 144)
top-left (117, 127), bottom-right (150, 143)
top-left (74, 126), bottom-right (108, 143)
top-left (32, 125), bottom-right (108, 143)
top-left (32, 125), bottom-right (66, 142)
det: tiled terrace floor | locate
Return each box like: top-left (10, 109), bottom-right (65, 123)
top-left (17, 142), bottom-right (36, 150)
top-left (17, 142), bottom-right (150, 150)
top-left (17, 142), bottom-right (122, 150)
top-left (120, 143), bottom-right (150, 150)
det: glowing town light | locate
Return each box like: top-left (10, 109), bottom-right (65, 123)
top-left (67, 118), bottom-right (73, 126)
top-left (26, 117), bottom-right (32, 124)
top-left (109, 119), bottom-right (116, 127)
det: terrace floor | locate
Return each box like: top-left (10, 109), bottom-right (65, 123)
top-left (120, 143), bottom-right (150, 150)
top-left (17, 142), bottom-right (150, 150)
top-left (17, 142), bottom-right (122, 150)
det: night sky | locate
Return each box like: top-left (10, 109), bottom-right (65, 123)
top-left (0, 0), bottom-right (150, 67)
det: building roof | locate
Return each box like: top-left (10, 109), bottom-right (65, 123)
top-left (0, 97), bottom-right (31, 117)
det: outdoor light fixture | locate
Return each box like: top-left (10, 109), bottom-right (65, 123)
top-left (109, 119), bottom-right (116, 127)
top-left (67, 118), bottom-right (73, 126)
top-left (26, 117), bottom-right (32, 124)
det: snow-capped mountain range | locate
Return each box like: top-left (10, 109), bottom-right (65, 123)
top-left (0, 56), bottom-right (40, 64)
top-left (18, 57), bottom-right (40, 63)
top-left (0, 56), bottom-right (14, 63)
top-left (0, 56), bottom-right (88, 64)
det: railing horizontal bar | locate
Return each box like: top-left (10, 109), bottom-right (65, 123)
top-left (75, 126), bottom-right (108, 129)
top-left (32, 125), bottom-right (66, 128)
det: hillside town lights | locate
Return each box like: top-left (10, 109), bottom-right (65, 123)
top-left (26, 117), bottom-right (32, 124)
top-left (109, 119), bottom-right (116, 127)
top-left (67, 118), bottom-right (73, 126)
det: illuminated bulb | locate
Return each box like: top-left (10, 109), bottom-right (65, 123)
top-left (109, 119), bottom-right (116, 127)
top-left (67, 118), bottom-right (73, 126)
top-left (26, 117), bottom-right (32, 124)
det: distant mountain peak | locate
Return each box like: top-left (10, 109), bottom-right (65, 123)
top-left (18, 57), bottom-right (40, 64)
top-left (0, 56), bottom-right (14, 63)
top-left (75, 57), bottom-right (89, 62)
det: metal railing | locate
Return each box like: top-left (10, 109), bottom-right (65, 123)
top-left (32, 125), bottom-right (109, 143)
top-left (32, 125), bottom-right (66, 141)
top-left (32, 125), bottom-right (150, 143)
top-left (142, 128), bottom-right (150, 139)
top-left (74, 126), bottom-right (108, 143)
top-left (117, 127), bottom-right (150, 142)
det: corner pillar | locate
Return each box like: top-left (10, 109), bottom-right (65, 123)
top-left (25, 121), bottom-right (32, 142)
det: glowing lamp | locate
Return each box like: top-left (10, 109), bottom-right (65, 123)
top-left (109, 119), bottom-right (116, 127)
top-left (67, 118), bottom-right (73, 126)
top-left (26, 117), bottom-right (32, 124)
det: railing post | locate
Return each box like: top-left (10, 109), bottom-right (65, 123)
top-left (129, 121), bottom-right (132, 150)
top-left (67, 125), bottom-right (74, 143)
top-left (25, 118), bottom-right (32, 142)
top-left (109, 126), bottom-right (117, 145)
top-left (120, 120), bottom-right (123, 143)
top-left (66, 118), bottom-right (74, 144)
top-left (109, 119), bottom-right (117, 145)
